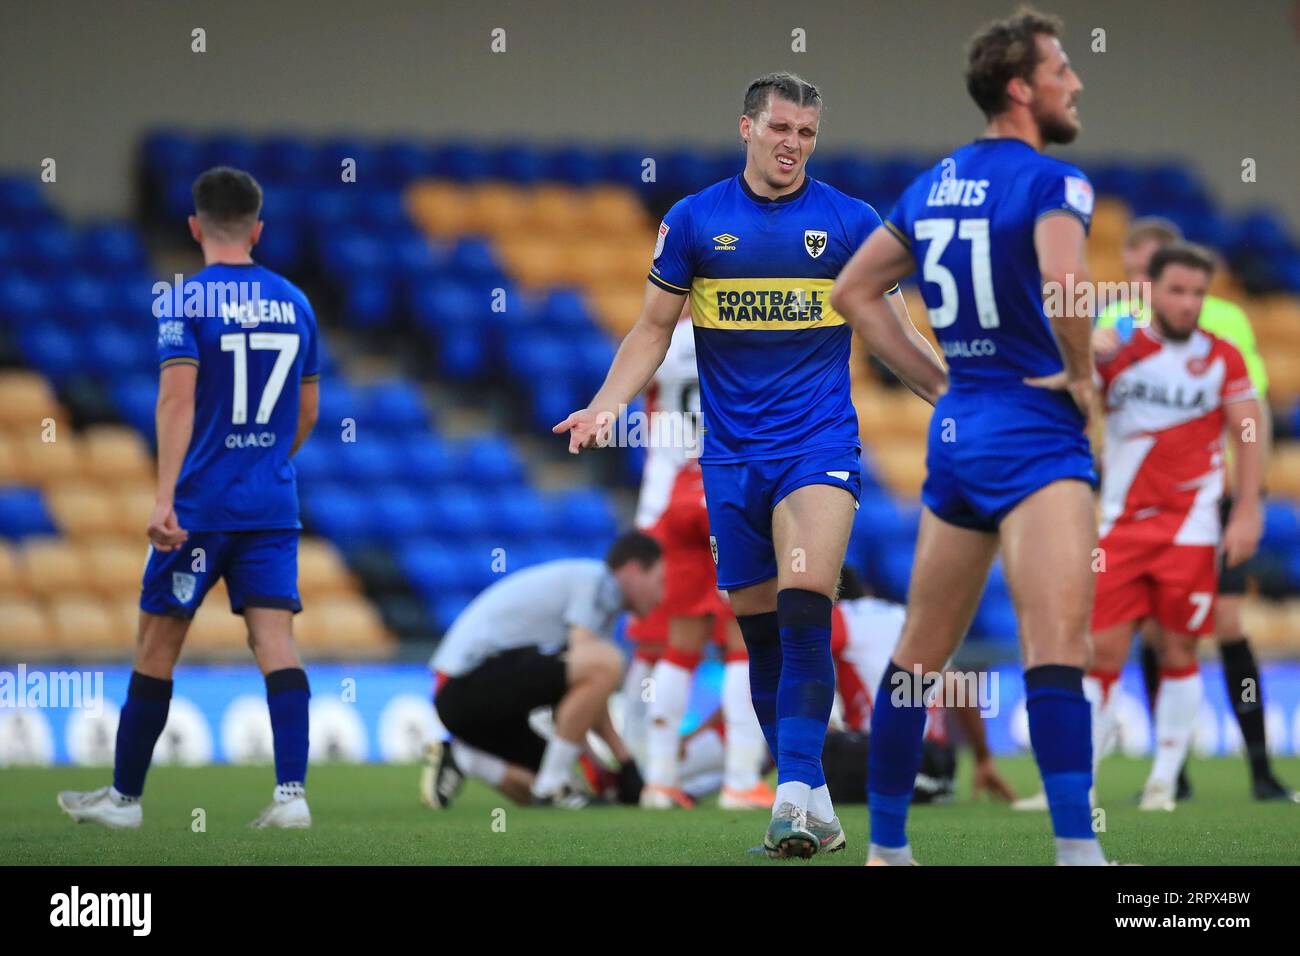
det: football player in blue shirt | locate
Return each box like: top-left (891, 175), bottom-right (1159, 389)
top-left (556, 73), bottom-right (940, 858)
top-left (58, 167), bottom-right (321, 830)
top-left (831, 9), bottom-right (1108, 865)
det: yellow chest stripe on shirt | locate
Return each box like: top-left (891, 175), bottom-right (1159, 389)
top-left (690, 277), bottom-right (845, 330)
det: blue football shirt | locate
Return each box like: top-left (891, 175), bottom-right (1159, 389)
top-left (649, 174), bottom-right (894, 463)
top-left (885, 138), bottom-right (1094, 388)
top-left (156, 262), bottom-right (320, 531)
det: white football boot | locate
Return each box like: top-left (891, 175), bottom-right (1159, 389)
top-left (57, 786), bottom-right (143, 829)
top-left (249, 794), bottom-right (312, 828)
top-left (1138, 780), bottom-right (1176, 812)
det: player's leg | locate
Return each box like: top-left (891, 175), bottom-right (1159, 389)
top-left (1214, 593), bottom-right (1296, 800)
top-left (243, 606), bottom-right (312, 827)
top-left (702, 460), bottom-right (784, 787)
top-left (1087, 623), bottom-right (1137, 786)
top-left (58, 536), bottom-right (222, 828)
top-left (641, 613), bottom-right (709, 807)
top-left (867, 508), bottom-right (997, 865)
top-left (1141, 631), bottom-right (1201, 811)
top-left (533, 639), bottom-right (624, 802)
top-left (1000, 478), bottom-right (1105, 865)
top-left (225, 530), bottom-right (311, 828)
top-left (718, 615), bottom-right (773, 809)
top-left (765, 479), bottom-right (856, 854)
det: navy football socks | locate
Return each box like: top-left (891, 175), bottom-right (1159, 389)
top-left (265, 667), bottom-right (311, 787)
top-left (112, 671), bottom-right (173, 799)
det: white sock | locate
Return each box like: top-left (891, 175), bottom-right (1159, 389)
top-left (1083, 676), bottom-right (1110, 779)
top-left (721, 660), bottom-right (765, 792)
top-left (645, 659), bottom-right (692, 788)
top-left (450, 739), bottom-right (507, 788)
top-left (531, 736), bottom-right (582, 798)
top-left (274, 782), bottom-right (304, 804)
top-left (620, 657), bottom-right (653, 767)
top-left (1148, 670), bottom-right (1202, 793)
top-left (773, 780), bottom-right (811, 815)
top-left (808, 784), bottom-right (835, 821)
top-left (1055, 837), bottom-right (1107, 866)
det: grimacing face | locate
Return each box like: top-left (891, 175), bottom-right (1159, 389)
top-left (1151, 263), bottom-right (1209, 341)
top-left (1027, 34), bottom-right (1082, 145)
top-left (740, 94), bottom-right (820, 194)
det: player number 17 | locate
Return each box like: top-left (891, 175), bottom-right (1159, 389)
top-left (914, 218), bottom-right (1000, 330)
top-left (220, 332), bottom-right (299, 425)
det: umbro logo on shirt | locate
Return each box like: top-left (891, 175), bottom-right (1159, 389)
top-left (712, 233), bottom-right (739, 250)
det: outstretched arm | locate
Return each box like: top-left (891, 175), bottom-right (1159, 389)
top-left (553, 283), bottom-right (686, 454)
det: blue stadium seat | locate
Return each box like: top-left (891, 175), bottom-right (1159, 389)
top-left (433, 142), bottom-right (492, 183)
top-left (449, 237), bottom-right (504, 283)
top-left (251, 136), bottom-right (320, 186)
top-left (330, 436), bottom-right (403, 483)
top-left (453, 435), bottom-right (526, 486)
top-left (972, 596), bottom-right (1018, 644)
top-left (493, 142), bottom-right (548, 185)
top-left (302, 486), bottom-right (377, 550)
top-left (0, 275), bottom-right (54, 328)
top-left (376, 139), bottom-right (438, 187)
top-left (1262, 501), bottom-right (1300, 552)
top-left (20, 326), bottom-right (86, 384)
top-left (428, 487), bottom-right (494, 538)
top-left (201, 132), bottom-right (258, 174)
top-left (545, 489), bottom-right (618, 542)
top-left (343, 277), bottom-right (398, 330)
top-left (490, 486), bottom-right (550, 540)
top-left (363, 379), bottom-right (432, 434)
top-left (80, 223), bottom-right (148, 275)
top-left (545, 146), bottom-right (604, 187)
top-left (27, 223), bottom-right (79, 276)
top-left (0, 487), bottom-right (58, 539)
top-left (371, 485), bottom-right (438, 538)
top-left (401, 433), bottom-right (460, 487)
top-left (0, 177), bottom-right (56, 222)
top-left (111, 374), bottom-right (159, 442)
top-left (142, 130), bottom-right (203, 181)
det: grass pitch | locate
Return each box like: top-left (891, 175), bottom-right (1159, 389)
top-left (4, 756), bottom-right (1298, 865)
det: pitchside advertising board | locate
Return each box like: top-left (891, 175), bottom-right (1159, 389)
top-left (1, 660), bottom-right (1299, 766)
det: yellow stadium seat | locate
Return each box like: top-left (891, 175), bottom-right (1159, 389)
top-left (497, 237), bottom-right (566, 289)
top-left (868, 440), bottom-right (928, 498)
top-left (0, 432), bottom-right (20, 484)
top-left (299, 597), bottom-right (391, 651)
top-left (13, 431), bottom-right (84, 485)
top-left (520, 186), bottom-right (586, 238)
top-left (50, 596), bottom-right (122, 649)
top-left (0, 540), bottom-right (19, 592)
top-left (112, 595), bottom-right (142, 642)
top-left (1266, 445), bottom-right (1300, 498)
top-left (18, 538), bottom-right (89, 600)
top-left (44, 482), bottom-right (118, 539)
top-left (589, 288), bottom-right (644, 337)
top-left (0, 371), bottom-right (63, 431)
top-left (580, 188), bottom-right (651, 237)
top-left (83, 539), bottom-right (148, 599)
top-left (110, 486), bottom-right (157, 539)
top-left (82, 425), bottom-right (152, 482)
top-left (0, 595), bottom-right (48, 648)
top-left (405, 181), bottom-right (471, 238)
top-left (186, 582), bottom-right (248, 655)
top-left (297, 537), bottom-right (358, 599)
top-left (464, 182), bottom-right (530, 237)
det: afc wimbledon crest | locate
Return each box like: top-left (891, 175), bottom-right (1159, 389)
top-left (804, 230), bottom-right (828, 259)
top-left (172, 572), bottom-right (197, 603)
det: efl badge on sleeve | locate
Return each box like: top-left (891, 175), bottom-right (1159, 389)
top-left (654, 222), bottom-right (669, 260)
top-left (1064, 176), bottom-right (1094, 216)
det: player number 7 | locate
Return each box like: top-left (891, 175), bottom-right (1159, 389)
top-left (220, 332), bottom-right (300, 425)
top-left (1187, 591), bottom-right (1213, 632)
